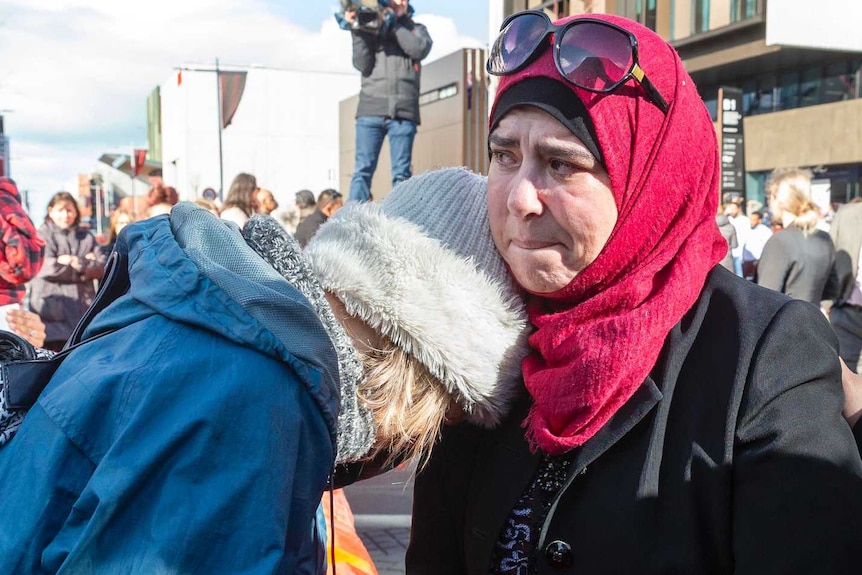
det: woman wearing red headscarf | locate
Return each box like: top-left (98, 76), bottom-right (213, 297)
top-left (407, 11), bottom-right (862, 574)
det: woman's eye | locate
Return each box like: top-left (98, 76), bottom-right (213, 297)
top-left (549, 159), bottom-right (574, 173)
top-left (491, 150), bottom-right (514, 165)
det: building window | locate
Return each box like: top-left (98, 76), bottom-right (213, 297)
top-left (703, 96), bottom-right (718, 120)
top-left (693, 0), bottom-right (710, 34)
top-left (777, 71), bottom-right (800, 111)
top-left (740, 79), bottom-right (757, 115)
top-left (822, 61), bottom-right (858, 103)
top-left (526, 0), bottom-right (569, 19)
top-left (618, 0), bottom-right (640, 22)
top-left (505, 0), bottom-right (529, 15)
top-left (731, 0), bottom-right (759, 23)
top-left (644, 0), bottom-right (657, 31)
top-left (800, 67), bottom-right (823, 108)
top-left (703, 58), bottom-right (861, 118)
top-left (419, 83), bottom-right (459, 106)
top-left (753, 75), bottom-right (776, 114)
top-left (617, 0), bottom-right (656, 31)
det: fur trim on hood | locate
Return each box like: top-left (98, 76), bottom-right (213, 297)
top-left (305, 168), bottom-right (530, 427)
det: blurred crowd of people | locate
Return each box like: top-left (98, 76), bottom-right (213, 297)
top-left (713, 167), bottom-right (862, 372)
top-left (0, 172), bottom-right (346, 352)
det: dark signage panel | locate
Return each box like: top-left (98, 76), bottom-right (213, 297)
top-left (718, 87), bottom-right (745, 195)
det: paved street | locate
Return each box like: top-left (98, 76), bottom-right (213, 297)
top-left (344, 464), bottom-right (415, 575)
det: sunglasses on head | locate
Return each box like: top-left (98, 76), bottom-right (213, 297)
top-left (487, 10), bottom-right (669, 115)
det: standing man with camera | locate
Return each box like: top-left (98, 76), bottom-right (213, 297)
top-left (342, 0), bottom-right (432, 202)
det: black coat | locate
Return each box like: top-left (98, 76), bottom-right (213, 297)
top-left (407, 266), bottom-right (862, 575)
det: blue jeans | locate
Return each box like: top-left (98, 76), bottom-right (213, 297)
top-left (733, 255), bottom-right (743, 277)
top-left (349, 116), bottom-right (417, 203)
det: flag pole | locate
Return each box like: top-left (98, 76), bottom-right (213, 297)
top-left (215, 57), bottom-right (225, 203)
top-left (130, 143), bottom-right (137, 219)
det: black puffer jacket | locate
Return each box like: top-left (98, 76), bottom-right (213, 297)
top-left (352, 15), bottom-right (432, 123)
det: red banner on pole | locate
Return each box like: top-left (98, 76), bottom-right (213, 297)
top-left (132, 148), bottom-right (148, 177)
top-left (219, 71), bottom-right (247, 129)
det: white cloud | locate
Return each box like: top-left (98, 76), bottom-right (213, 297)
top-left (0, 0), bottom-right (483, 208)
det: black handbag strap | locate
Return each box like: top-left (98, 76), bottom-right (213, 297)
top-left (4, 250), bottom-right (130, 410)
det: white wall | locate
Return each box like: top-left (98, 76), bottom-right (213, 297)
top-left (766, 0), bottom-right (862, 51)
top-left (160, 66), bottom-right (359, 205)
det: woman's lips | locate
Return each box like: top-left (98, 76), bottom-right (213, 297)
top-left (512, 238), bottom-right (557, 250)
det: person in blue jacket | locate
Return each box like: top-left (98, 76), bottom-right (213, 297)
top-left (0, 168), bottom-right (529, 574)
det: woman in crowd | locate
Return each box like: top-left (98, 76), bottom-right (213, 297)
top-left (99, 207), bottom-right (133, 256)
top-left (146, 184), bottom-right (179, 218)
top-left (756, 167), bottom-right (837, 305)
top-left (29, 191), bottom-right (105, 351)
top-left (407, 11), bottom-right (862, 574)
top-left (0, 168), bottom-right (530, 574)
top-left (194, 197), bottom-right (220, 217)
top-left (220, 172), bottom-right (258, 227)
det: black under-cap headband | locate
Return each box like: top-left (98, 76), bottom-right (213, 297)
top-left (490, 76), bottom-right (604, 166)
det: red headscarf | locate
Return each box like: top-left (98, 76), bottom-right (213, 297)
top-left (490, 14), bottom-right (727, 455)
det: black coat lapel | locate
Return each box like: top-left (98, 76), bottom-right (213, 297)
top-left (463, 397), bottom-right (541, 575)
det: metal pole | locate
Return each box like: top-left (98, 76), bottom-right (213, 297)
top-left (216, 58), bottom-right (224, 203)
top-left (95, 181), bottom-right (103, 237)
top-left (130, 148), bottom-right (137, 219)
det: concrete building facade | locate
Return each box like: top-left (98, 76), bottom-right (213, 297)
top-left (492, 0), bottom-right (862, 209)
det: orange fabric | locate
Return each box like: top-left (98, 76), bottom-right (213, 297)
top-left (322, 489), bottom-right (379, 575)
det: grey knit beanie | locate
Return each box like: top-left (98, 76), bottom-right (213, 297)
top-left (305, 167), bottom-right (530, 427)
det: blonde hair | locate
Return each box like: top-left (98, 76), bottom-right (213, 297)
top-left (766, 168), bottom-right (819, 234)
top-left (194, 198), bottom-right (220, 216)
top-left (357, 339), bottom-right (450, 469)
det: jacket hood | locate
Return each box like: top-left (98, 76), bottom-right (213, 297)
top-left (87, 204), bottom-right (343, 447)
top-left (243, 214), bottom-right (375, 463)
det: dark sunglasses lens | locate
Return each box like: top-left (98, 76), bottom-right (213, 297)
top-left (558, 22), bottom-right (634, 91)
top-left (489, 12), bottom-right (548, 74)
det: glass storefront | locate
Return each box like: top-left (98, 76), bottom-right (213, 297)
top-left (704, 58), bottom-right (862, 119)
top-left (747, 164), bottom-right (862, 212)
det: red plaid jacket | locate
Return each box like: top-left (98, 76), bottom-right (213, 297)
top-left (0, 178), bottom-right (45, 305)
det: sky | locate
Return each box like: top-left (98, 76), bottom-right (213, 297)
top-left (0, 0), bottom-right (490, 217)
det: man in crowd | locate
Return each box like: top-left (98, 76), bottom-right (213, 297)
top-left (342, 0), bottom-right (432, 202)
top-left (830, 199), bottom-right (862, 373)
top-left (295, 190), bottom-right (316, 223)
top-left (725, 199), bottom-right (749, 277)
top-left (294, 189), bottom-right (344, 248)
top-left (255, 188), bottom-right (279, 216)
top-left (275, 189), bottom-right (316, 235)
top-left (742, 210), bottom-right (773, 280)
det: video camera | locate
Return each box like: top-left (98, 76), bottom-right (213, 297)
top-left (340, 0), bottom-right (385, 34)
